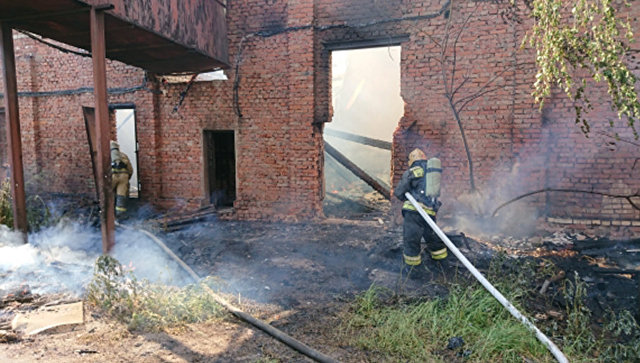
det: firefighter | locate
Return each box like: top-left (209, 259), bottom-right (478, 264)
top-left (110, 140), bottom-right (133, 218)
top-left (394, 148), bottom-right (446, 280)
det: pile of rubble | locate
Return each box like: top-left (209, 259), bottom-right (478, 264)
top-left (1, 287), bottom-right (83, 343)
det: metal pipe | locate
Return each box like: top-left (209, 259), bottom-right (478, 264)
top-left (118, 223), bottom-right (339, 363)
top-left (90, 7), bottom-right (115, 254)
top-left (405, 193), bottom-right (569, 363)
top-left (1, 23), bottom-right (28, 240)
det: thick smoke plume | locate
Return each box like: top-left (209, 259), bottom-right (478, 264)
top-left (0, 220), bottom-right (191, 297)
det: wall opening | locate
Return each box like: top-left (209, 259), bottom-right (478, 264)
top-left (323, 46), bottom-right (403, 218)
top-left (203, 130), bottom-right (236, 208)
top-left (114, 107), bottom-right (140, 198)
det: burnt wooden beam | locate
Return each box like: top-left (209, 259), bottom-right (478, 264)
top-left (324, 128), bottom-right (392, 150)
top-left (90, 7), bottom-right (115, 254)
top-left (593, 267), bottom-right (639, 275)
top-left (1, 23), bottom-right (28, 240)
top-left (324, 141), bottom-right (390, 200)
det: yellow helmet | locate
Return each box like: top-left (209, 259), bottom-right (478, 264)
top-left (110, 140), bottom-right (119, 150)
top-left (408, 148), bottom-right (427, 166)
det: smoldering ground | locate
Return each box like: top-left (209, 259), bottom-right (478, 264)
top-left (0, 218), bottom-right (192, 297)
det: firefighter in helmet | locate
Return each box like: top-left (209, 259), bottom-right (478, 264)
top-left (394, 148), bottom-right (446, 280)
top-left (110, 140), bottom-right (133, 217)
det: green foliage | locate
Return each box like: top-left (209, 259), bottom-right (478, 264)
top-left (87, 255), bottom-right (224, 332)
top-left (0, 178), bottom-right (13, 227)
top-left (561, 272), bottom-right (598, 355)
top-left (525, 0), bottom-right (639, 137)
top-left (342, 259), bottom-right (640, 362)
top-left (342, 259), bottom-right (552, 362)
top-left (0, 177), bottom-right (53, 231)
top-left (560, 273), bottom-right (640, 362)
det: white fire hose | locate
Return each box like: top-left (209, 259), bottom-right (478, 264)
top-left (405, 193), bottom-right (568, 363)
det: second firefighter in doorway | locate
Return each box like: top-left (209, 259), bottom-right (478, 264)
top-left (394, 148), bottom-right (446, 280)
top-left (110, 140), bottom-right (133, 218)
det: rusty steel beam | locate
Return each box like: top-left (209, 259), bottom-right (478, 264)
top-left (0, 24), bottom-right (28, 240)
top-left (324, 141), bottom-right (391, 200)
top-left (90, 8), bottom-right (114, 254)
top-left (0, 7), bottom-right (89, 23)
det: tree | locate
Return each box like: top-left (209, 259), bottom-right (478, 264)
top-left (522, 0), bottom-right (640, 138)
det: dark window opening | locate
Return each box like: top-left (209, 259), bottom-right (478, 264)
top-left (204, 130), bottom-right (236, 207)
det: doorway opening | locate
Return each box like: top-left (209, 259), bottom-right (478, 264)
top-left (114, 107), bottom-right (140, 198)
top-left (203, 130), bottom-right (236, 208)
top-left (324, 45), bottom-right (403, 218)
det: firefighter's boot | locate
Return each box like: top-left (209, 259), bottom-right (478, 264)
top-left (115, 195), bottom-right (128, 218)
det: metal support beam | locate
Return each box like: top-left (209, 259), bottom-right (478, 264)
top-left (324, 141), bottom-right (391, 200)
top-left (90, 8), bottom-right (114, 254)
top-left (0, 8), bottom-right (90, 23)
top-left (0, 23), bottom-right (28, 240)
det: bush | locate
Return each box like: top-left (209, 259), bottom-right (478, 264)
top-left (87, 255), bottom-right (224, 332)
top-left (0, 177), bottom-right (53, 232)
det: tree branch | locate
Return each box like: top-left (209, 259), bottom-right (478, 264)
top-left (449, 4), bottom-right (478, 95)
top-left (491, 188), bottom-right (640, 217)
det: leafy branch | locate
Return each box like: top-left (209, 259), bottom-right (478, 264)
top-left (524, 0), bottom-right (640, 138)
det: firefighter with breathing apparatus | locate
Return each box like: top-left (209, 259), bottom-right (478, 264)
top-left (394, 148), bottom-right (446, 280)
top-left (110, 140), bottom-right (133, 218)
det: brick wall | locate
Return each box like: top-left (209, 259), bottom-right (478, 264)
top-left (0, 1), bottom-right (639, 233)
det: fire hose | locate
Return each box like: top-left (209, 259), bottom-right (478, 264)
top-left (405, 193), bottom-right (569, 363)
top-left (116, 223), bottom-right (339, 363)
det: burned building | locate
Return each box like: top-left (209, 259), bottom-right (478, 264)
top-left (1, 0), bottom-right (639, 236)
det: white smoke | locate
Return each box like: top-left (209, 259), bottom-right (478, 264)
top-left (0, 220), bottom-right (190, 297)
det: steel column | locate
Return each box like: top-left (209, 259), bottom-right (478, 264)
top-left (0, 23), bottom-right (28, 240)
top-left (90, 8), bottom-right (115, 254)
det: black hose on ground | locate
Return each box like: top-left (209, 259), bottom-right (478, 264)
top-left (117, 223), bottom-right (339, 363)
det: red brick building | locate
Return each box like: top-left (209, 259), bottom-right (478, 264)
top-left (1, 0), bottom-right (639, 234)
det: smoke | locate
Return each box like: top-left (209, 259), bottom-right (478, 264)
top-left (325, 46), bottom-right (403, 195)
top-left (0, 219), bottom-right (191, 297)
top-left (447, 131), bottom-right (554, 238)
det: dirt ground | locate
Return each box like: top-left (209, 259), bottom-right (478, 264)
top-left (1, 209), bottom-right (639, 362)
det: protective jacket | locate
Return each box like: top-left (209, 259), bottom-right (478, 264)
top-left (395, 155), bottom-right (447, 268)
top-left (394, 160), bottom-right (441, 216)
top-left (110, 142), bottom-right (133, 216)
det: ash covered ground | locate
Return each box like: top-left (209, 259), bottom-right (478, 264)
top-left (1, 205), bottom-right (639, 362)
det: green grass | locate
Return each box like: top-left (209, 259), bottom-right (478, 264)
top-left (87, 255), bottom-right (225, 332)
top-left (341, 258), bottom-right (640, 362)
top-left (345, 284), bottom-right (550, 362)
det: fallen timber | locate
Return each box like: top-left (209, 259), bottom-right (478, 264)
top-left (154, 205), bottom-right (217, 231)
top-left (116, 223), bottom-right (339, 363)
top-left (324, 141), bottom-right (390, 200)
top-left (324, 128), bottom-right (392, 150)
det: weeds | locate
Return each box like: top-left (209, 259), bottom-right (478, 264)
top-left (342, 257), bottom-right (640, 362)
top-left (559, 273), bottom-right (640, 362)
top-left (344, 284), bottom-right (549, 361)
top-left (87, 255), bottom-right (224, 332)
top-left (0, 177), bottom-right (54, 231)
